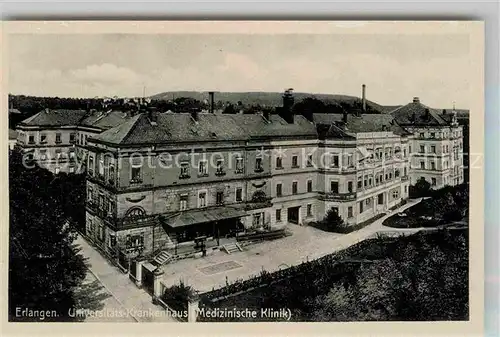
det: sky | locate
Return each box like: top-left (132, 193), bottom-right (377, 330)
top-left (8, 33), bottom-right (471, 108)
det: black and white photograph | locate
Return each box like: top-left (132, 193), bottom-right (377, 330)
top-left (3, 21), bottom-right (483, 330)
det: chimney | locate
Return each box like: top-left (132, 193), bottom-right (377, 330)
top-left (362, 84), bottom-right (366, 112)
top-left (263, 110), bottom-right (270, 122)
top-left (281, 88), bottom-right (295, 124)
top-left (209, 91), bottom-right (215, 114)
top-left (413, 97), bottom-right (420, 103)
top-left (342, 110), bottom-right (348, 124)
top-left (148, 107), bottom-right (158, 125)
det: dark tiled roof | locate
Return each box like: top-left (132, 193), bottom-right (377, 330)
top-left (19, 109), bottom-right (89, 127)
top-left (391, 102), bottom-right (449, 126)
top-left (313, 113), bottom-right (411, 137)
top-left (81, 110), bottom-right (132, 130)
top-left (94, 112), bottom-right (317, 145)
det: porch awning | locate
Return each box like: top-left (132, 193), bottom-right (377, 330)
top-left (162, 207), bottom-right (246, 229)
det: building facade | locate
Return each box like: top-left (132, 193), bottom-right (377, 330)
top-left (15, 94), bottom-right (464, 263)
top-left (391, 97), bottom-right (464, 188)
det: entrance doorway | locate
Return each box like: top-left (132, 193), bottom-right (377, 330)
top-left (288, 206), bottom-right (300, 224)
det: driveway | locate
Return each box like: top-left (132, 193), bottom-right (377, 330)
top-left (160, 198), bottom-right (424, 293)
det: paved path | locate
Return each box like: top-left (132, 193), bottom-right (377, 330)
top-left (161, 198), bottom-right (424, 293)
top-left (75, 236), bottom-right (178, 322)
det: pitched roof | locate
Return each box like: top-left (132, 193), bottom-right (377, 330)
top-left (390, 101), bottom-right (449, 126)
top-left (313, 113), bottom-right (411, 137)
top-left (19, 109), bottom-right (88, 127)
top-left (80, 110), bottom-right (132, 130)
top-left (94, 112), bottom-right (317, 145)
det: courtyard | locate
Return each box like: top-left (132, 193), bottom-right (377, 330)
top-left (159, 198), bottom-right (422, 293)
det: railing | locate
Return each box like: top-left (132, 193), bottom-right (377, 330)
top-left (317, 191), bottom-right (357, 201)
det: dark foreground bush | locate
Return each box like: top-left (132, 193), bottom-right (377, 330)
top-left (161, 281), bottom-right (196, 312)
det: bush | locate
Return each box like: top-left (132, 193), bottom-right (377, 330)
top-left (312, 208), bottom-right (349, 233)
top-left (161, 281), bottom-right (196, 312)
top-left (409, 177), bottom-right (431, 198)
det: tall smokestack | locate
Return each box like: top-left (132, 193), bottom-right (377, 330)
top-left (362, 84), bottom-right (366, 112)
top-left (209, 91), bottom-right (215, 114)
top-left (282, 88), bottom-right (295, 124)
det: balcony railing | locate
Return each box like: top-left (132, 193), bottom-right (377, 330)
top-left (318, 191), bottom-right (357, 201)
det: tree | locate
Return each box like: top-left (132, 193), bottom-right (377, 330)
top-left (316, 207), bottom-right (348, 232)
top-left (410, 177), bottom-right (431, 198)
top-left (9, 150), bottom-right (90, 321)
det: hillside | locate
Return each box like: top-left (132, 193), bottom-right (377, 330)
top-left (150, 91), bottom-right (390, 112)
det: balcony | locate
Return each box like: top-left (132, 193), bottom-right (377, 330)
top-left (235, 168), bottom-right (244, 174)
top-left (401, 176), bottom-right (409, 181)
top-left (318, 191), bottom-right (357, 202)
top-left (254, 167), bottom-right (264, 173)
top-left (179, 174), bottom-right (191, 180)
top-left (215, 170), bottom-right (226, 177)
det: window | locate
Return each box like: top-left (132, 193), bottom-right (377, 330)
top-left (98, 225), bottom-right (104, 241)
top-left (276, 183), bottom-right (282, 197)
top-left (55, 167), bottom-right (60, 174)
top-left (395, 169), bottom-right (400, 178)
top-left (199, 160), bottom-right (208, 176)
top-left (404, 167), bottom-right (407, 176)
top-left (69, 150), bottom-right (75, 159)
top-left (375, 176), bottom-right (379, 185)
top-left (69, 133), bottom-right (76, 144)
top-left (364, 176), bottom-right (368, 187)
top-left (236, 157), bottom-right (244, 173)
top-left (39, 150), bottom-right (47, 160)
top-left (98, 194), bottom-right (104, 209)
top-left (431, 178), bottom-right (437, 186)
top-left (348, 181), bottom-right (353, 193)
top-left (420, 161), bottom-right (425, 169)
top-left (347, 154), bottom-right (354, 167)
top-left (359, 201), bottom-right (364, 213)
top-left (216, 191), bottom-right (224, 205)
top-left (405, 186), bottom-right (408, 193)
top-left (403, 149), bottom-right (407, 157)
top-left (180, 194), bottom-right (188, 211)
top-left (368, 176), bottom-right (372, 186)
top-left (292, 181), bottom-right (298, 195)
top-left (431, 162), bottom-right (436, 170)
top-left (255, 157), bottom-right (263, 172)
top-left (378, 193), bottom-right (384, 205)
top-left (431, 145), bottom-right (436, 153)
top-left (409, 145), bottom-right (412, 153)
top-left (198, 191), bottom-right (207, 208)
top-left (216, 159), bottom-right (225, 176)
top-left (40, 134), bottom-right (47, 144)
top-left (307, 154), bottom-right (313, 167)
top-left (366, 198), bottom-right (371, 206)
top-left (348, 207), bottom-right (353, 218)
top-left (307, 180), bottom-right (313, 192)
top-left (180, 162), bottom-right (190, 178)
top-left (109, 165), bottom-right (115, 185)
top-left (276, 209), bottom-right (282, 222)
top-left (28, 135), bottom-right (35, 144)
top-left (330, 181), bottom-right (339, 193)
top-left (98, 159), bottom-right (104, 176)
top-left (331, 154), bottom-right (339, 167)
top-left (55, 133), bottom-right (62, 144)
top-left (236, 187), bottom-right (243, 202)
top-left (108, 234), bottom-right (116, 249)
top-left (420, 145), bottom-right (425, 153)
top-left (357, 177), bottom-right (362, 189)
top-left (80, 134), bottom-right (83, 144)
top-left (252, 213), bottom-right (262, 227)
top-left (420, 132), bottom-right (425, 138)
top-left (103, 198), bottom-right (109, 214)
top-left (430, 132), bottom-right (435, 138)
top-left (87, 187), bottom-right (93, 201)
top-left (131, 165), bottom-right (142, 183)
top-left (307, 204), bottom-right (312, 217)
top-left (126, 234), bottom-right (144, 249)
top-left (292, 155), bottom-right (299, 168)
top-left (392, 190), bottom-right (399, 199)
top-left (276, 156), bottom-right (283, 169)
top-left (389, 172), bottom-right (392, 180)
top-left (69, 167), bottom-right (75, 173)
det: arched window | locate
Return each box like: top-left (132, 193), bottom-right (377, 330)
top-left (125, 206), bottom-right (146, 218)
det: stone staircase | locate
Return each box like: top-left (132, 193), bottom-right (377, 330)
top-left (153, 250), bottom-right (173, 266)
top-left (222, 242), bottom-right (243, 254)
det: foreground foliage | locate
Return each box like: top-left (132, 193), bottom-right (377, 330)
top-left (9, 150), bottom-right (94, 321)
top-left (200, 229), bottom-right (468, 322)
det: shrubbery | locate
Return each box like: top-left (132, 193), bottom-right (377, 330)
top-left (409, 177), bottom-right (432, 198)
top-left (161, 281), bottom-right (197, 313)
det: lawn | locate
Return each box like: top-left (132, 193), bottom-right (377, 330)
top-left (198, 228), bottom-right (468, 322)
top-left (383, 184), bottom-right (469, 229)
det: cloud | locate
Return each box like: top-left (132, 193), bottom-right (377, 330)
top-left (70, 63), bottom-right (144, 85)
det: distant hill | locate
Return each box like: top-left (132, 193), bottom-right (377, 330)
top-left (150, 91), bottom-right (392, 113)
